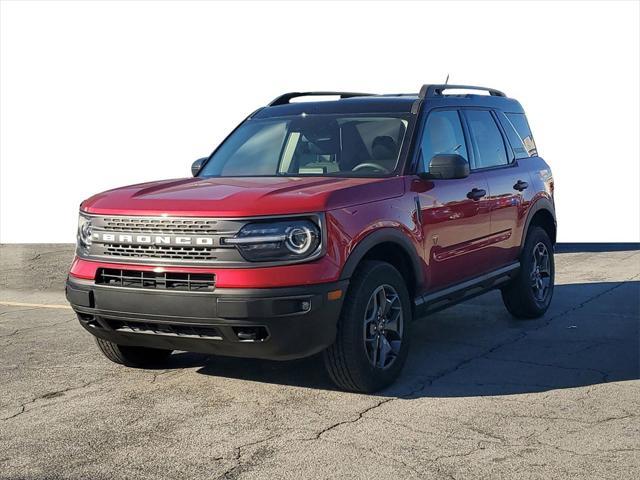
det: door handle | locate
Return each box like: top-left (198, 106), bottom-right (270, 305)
top-left (466, 188), bottom-right (487, 201)
top-left (513, 180), bottom-right (529, 191)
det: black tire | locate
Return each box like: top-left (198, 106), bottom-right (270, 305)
top-left (323, 261), bottom-right (412, 393)
top-left (501, 226), bottom-right (555, 319)
top-left (95, 337), bottom-right (172, 367)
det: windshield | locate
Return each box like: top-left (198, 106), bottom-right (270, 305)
top-left (198, 114), bottom-right (410, 177)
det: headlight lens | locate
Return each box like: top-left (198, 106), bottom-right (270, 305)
top-left (226, 219), bottom-right (321, 262)
top-left (77, 214), bottom-right (93, 253)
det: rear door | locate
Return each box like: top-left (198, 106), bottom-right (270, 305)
top-left (413, 109), bottom-right (492, 291)
top-left (461, 109), bottom-right (533, 269)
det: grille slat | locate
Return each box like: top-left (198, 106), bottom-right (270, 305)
top-left (103, 244), bottom-right (217, 261)
top-left (103, 217), bottom-right (219, 235)
top-left (97, 268), bottom-right (215, 292)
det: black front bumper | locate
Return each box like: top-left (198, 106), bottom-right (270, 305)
top-left (66, 276), bottom-right (347, 360)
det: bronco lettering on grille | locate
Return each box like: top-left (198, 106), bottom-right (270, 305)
top-left (93, 232), bottom-right (214, 246)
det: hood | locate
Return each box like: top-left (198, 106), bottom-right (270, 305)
top-left (81, 176), bottom-right (404, 217)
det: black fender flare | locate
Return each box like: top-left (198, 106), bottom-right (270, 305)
top-left (520, 197), bottom-right (557, 251)
top-left (339, 228), bottom-right (424, 291)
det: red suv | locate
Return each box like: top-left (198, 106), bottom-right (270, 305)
top-left (66, 84), bottom-right (556, 392)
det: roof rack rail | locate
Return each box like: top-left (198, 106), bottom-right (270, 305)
top-left (418, 84), bottom-right (506, 98)
top-left (268, 91), bottom-right (375, 106)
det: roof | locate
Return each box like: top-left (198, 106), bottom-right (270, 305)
top-left (252, 85), bottom-right (525, 119)
top-left (253, 96), bottom-right (417, 118)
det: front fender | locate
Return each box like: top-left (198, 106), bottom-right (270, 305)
top-left (338, 227), bottom-right (424, 292)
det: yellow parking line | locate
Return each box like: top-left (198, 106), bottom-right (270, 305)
top-left (0, 301), bottom-right (72, 310)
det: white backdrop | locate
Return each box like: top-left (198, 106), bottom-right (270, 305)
top-left (1, 0), bottom-right (639, 243)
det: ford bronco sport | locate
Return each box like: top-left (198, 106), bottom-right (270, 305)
top-left (66, 84), bottom-right (556, 392)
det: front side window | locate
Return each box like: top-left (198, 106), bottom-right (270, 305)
top-left (199, 114), bottom-right (409, 178)
top-left (465, 110), bottom-right (509, 169)
top-left (419, 110), bottom-right (468, 173)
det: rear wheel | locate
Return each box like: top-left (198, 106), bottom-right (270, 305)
top-left (501, 226), bottom-right (555, 318)
top-left (95, 337), bottom-right (172, 367)
top-left (323, 261), bottom-right (411, 393)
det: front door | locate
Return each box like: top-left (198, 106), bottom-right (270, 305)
top-left (412, 109), bottom-right (492, 291)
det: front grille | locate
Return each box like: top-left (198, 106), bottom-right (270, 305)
top-left (97, 268), bottom-right (215, 291)
top-left (102, 217), bottom-right (219, 235)
top-left (102, 244), bottom-right (217, 261)
top-left (84, 215), bottom-right (247, 265)
top-left (105, 319), bottom-right (222, 340)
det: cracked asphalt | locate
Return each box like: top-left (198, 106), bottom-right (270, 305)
top-left (1, 244), bottom-right (639, 479)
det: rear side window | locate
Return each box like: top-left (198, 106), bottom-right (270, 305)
top-left (497, 112), bottom-right (529, 159)
top-left (419, 110), bottom-right (468, 173)
top-left (464, 110), bottom-right (508, 169)
top-left (505, 113), bottom-right (537, 157)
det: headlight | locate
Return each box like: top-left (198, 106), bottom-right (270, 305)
top-left (225, 218), bottom-right (321, 262)
top-left (77, 213), bottom-right (93, 253)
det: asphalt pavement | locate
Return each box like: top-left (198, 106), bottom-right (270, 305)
top-left (1, 244), bottom-right (638, 479)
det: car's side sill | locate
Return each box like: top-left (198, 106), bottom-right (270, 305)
top-left (414, 262), bottom-right (520, 317)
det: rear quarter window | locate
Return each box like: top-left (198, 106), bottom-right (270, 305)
top-left (504, 113), bottom-right (537, 157)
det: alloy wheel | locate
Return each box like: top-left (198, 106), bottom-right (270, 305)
top-left (530, 242), bottom-right (552, 302)
top-left (363, 284), bottom-right (403, 369)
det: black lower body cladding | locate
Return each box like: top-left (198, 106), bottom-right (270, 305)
top-left (66, 276), bottom-right (347, 361)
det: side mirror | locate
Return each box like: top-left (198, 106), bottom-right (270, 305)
top-left (191, 157), bottom-right (207, 177)
top-left (424, 154), bottom-right (470, 180)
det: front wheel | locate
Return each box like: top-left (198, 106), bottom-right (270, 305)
top-left (323, 261), bottom-right (411, 393)
top-left (95, 337), bottom-right (173, 367)
top-left (501, 226), bottom-right (555, 319)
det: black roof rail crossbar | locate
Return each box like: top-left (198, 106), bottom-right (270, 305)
top-left (419, 84), bottom-right (506, 98)
top-left (268, 91), bottom-right (375, 106)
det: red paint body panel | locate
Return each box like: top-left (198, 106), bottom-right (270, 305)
top-left (71, 160), bottom-right (553, 294)
top-left (411, 173), bottom-right (494, 290)
top-left (82, 176), bottom-right (404, 217)
top-left (327, 191), bottom-right (428, 286)
top-left (71, 179), bottom-right (412, 289)
top-left (73, 177), bottom-right (410, 289)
